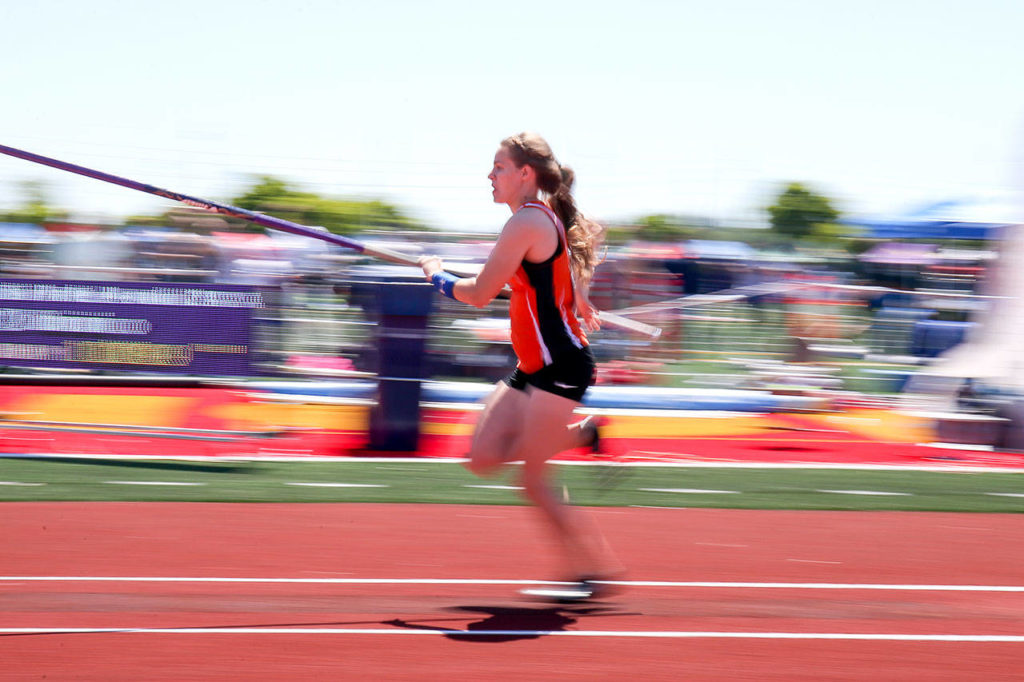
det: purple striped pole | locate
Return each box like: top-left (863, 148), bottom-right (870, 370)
top-left (0, 143), bottom-right (419, 265)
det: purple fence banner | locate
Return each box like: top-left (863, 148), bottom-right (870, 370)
top-left (0, 279), bottom-right (267, 375)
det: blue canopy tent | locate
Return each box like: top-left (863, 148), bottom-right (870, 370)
top-left (682, 239), bottom-right (757, 260)
top-left (843, 197), bottom-right (1021, 241)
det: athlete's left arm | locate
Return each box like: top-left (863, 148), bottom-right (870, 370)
top-left (574, 283), bottom-right (602, 332)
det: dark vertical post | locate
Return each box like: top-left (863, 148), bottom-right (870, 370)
top-left (366, 280), bottom-right (434, 451)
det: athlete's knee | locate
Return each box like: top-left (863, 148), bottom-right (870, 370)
top-left (464, 442), bottom-right (510, 477)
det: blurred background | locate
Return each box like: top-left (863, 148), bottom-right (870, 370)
top-left (0, 186), bottom-right (1016, 401)
top-left (1, 0), bottom-right (1023, 454)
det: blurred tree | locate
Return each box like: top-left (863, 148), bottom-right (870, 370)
top-left (766, 183), bottom-right (840, 241)
top-left (231, 175), bottom-right (421, 235)
top-left (606, 213), bottom-right (711, 244)
top-left (126, 176), bottom-right (422, 234)
top-left (725, 227), bottom-right (791, 250)
top-left (0, 180), bottom-right (69, 224)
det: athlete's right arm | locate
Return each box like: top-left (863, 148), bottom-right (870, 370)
top-left (420, 213), bottom-right (541, 308)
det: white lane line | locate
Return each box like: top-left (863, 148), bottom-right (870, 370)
top-left (695, 543), bottom-right (749, 548)
top-left (919, 442), bottom-right (994, 452)
top-left (104, 481), bottom-right (205, 486)
top-left (3, 577), bottom-right (1024, 591)
top-left (463, 485), bottom-right (523, 490)
top-left (0, 627), bottom-right (1021, 641)
top-left (0, 481), bottom-right (45, 486)
top-left (816, 490), bottom-right (912, 496)
top-left (986, 493), bottom-right (1024, 498)
top-left (7, 452), bottom-right (1024, 473)
top-left (630, 505), bottom-right (688, 509)
top-left (0, 576), bottom-right (551, 585)
top-left (284, 483), bottom-right (388, 488)
top-left (639, 488), bottom-right (739, 494)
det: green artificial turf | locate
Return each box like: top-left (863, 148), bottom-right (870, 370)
top-left (1, 457), bottom-right (1023, 512)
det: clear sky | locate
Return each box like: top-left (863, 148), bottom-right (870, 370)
top-left (2, 0), bottom-right (1023, 232)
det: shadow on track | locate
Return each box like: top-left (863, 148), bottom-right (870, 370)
top-left (385, 603), bottom-right (632, 643)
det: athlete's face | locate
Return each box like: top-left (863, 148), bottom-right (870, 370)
top-left (488, 146), bottom-right (528, 205)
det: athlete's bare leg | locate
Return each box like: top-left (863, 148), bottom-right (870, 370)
top-left (466, 380), bottom-right (600, 476)
top-left (463, 380), bottom-right (619, 577)
top-left (464, 381), bottom-right (528, 477)
top-left (511, 388), bottom-right (622, 579)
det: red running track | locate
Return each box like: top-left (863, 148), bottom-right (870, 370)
top-left (2, 503), bottom-right (1024, 680)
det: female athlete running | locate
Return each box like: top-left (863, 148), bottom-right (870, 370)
top-left (419, 132), bottom-right (622, 599)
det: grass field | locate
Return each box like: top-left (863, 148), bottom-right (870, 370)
top-left (1, 456), bottom-right (1023, 512)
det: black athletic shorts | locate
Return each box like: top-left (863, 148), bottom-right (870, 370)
top-left (503, 346), bottom-right (596, 402)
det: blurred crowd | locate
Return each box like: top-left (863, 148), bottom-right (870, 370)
top-left (0, 218), bottom-right (998, 394)
top-left (0, 221), bottom-right (347, 285)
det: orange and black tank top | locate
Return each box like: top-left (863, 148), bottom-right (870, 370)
top-left (508, 201), bottom-right (589, 373)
